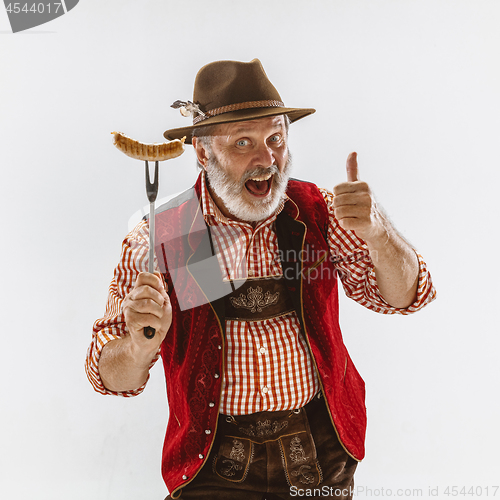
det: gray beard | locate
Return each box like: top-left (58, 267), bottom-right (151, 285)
top-left (205, 153), bottom-right (292, 223)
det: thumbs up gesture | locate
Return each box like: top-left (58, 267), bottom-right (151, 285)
top-left (333, 152), bottom-right (385, 242)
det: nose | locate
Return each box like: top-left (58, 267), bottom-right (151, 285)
top-left (253, 141), bottom-right (275, 168)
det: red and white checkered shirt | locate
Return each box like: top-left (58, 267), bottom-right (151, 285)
top-left (86, 174), bottom-right (436, 415)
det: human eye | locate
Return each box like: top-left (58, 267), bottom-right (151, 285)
top-left (269, 134), bottom-right (282, 144)
top-left (236, 138), bottom-right (249, 147)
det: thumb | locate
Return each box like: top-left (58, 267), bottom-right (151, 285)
top-left (346, 152), bottom-right (359, 182)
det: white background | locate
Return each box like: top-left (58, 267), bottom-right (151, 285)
top-left (1, 1), bottom-right (499, 499)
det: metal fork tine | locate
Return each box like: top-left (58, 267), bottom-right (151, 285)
top-left (145, 160), bottom-right (159, 202)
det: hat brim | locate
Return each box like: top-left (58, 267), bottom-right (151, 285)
top-left (163, 107), bottom-right (315, 144)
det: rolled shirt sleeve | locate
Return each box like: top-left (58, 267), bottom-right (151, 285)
top-left (319, 188), bottom-right (436, 314)
top-left (85, 220), bottom-right (162, 396)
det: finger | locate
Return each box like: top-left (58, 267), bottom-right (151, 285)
top-left (346, 152), bottom-right (358, 182)
top-left (131, 284), bottom-right (166, 307)
top-left (338, 216), bottom-right (370, 232)
top-left (156, 272), bottom-right (169, 299)
top-left (125, 295), bottom-right (166, 319)
top-left (332, 191), bottom-right (368, 207)
top-left (333, 180), bottom-right (369, 196)
top-left (131, 296), bottom-right (171, 335)
top-left (334, 204), bottom-right (371, 222)
top-left (136, 272), bottom-right (166, 294)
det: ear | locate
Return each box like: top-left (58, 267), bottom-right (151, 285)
top-left (192, 137), bottom-right (210, 170)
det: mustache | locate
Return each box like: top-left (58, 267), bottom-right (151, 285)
top-left (240, 164), bottom-right (281, 184)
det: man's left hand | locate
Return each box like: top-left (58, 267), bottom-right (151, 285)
top-left (332, 152), bottom-right (386, 243)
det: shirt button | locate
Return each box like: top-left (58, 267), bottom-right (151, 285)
top-left (199, 454), bottom-right (204, 459)
top-left (209, 402), bottom-right (215, 408)
top-left (248, 270), bottom-right (254, 277)
top-left (259, 347), bottom-right (266, 354)
top-left (205, 429), bottom-right (211, 435)
top-left (214, 373), bottom-right (219, 379)
top-left (262, 386), bottom-right (269, 394)
top-left (182, 475), bottom-right (188, 480)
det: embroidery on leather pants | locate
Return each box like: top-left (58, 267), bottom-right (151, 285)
top-left (289, 436), bottom-right (315, 484)
top-left (229, 439), bottom-right (245, 463)
top-left (224, 277), bottom-right (294, 321)
top-left (279, 431), bottom-right (321, 488)
top-left (213, 436), bottom-right (253, 483)
top-left (238, 418), bottom-right (289, 438)
top-left (290, 435), bottom-right (309, 464)
top-left (229, 286), bottom-right (279, 313)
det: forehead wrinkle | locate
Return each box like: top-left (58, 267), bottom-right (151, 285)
top-left (217, 116), bottom-right (286, 137)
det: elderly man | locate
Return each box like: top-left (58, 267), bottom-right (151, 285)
top-left (86, 59), bottom-right (435, 500)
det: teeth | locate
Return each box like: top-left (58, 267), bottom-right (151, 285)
top-left (248, 173), bottom-right (272, 182)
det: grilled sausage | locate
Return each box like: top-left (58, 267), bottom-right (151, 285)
top-left (112, 131), bottom-right (185, 161)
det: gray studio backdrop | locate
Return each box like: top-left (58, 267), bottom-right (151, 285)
top-left (1, 1), bottom-right (499, 499)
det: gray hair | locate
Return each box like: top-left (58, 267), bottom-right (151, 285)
top-left (191, 123), bottom-right (219, 157)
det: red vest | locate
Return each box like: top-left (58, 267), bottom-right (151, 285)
top-left (155, 175), bottom-right (366, 495)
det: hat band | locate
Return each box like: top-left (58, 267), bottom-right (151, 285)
top-left (192, 99), bottom-right (284, 125)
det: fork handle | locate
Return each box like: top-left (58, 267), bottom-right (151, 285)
top-left (144, 170), bottom-right (158, 340)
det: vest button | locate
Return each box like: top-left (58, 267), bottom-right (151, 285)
top-left (199, 454), bottom-right (204, 459)
top-left (214, 373), bottom-right (219, 379)
top-left (209, 402), bottom-right (215, 408)
top-left (182, 475), bottom-right (188, 480)
top-left (205, 429), bottom-right (211, 435)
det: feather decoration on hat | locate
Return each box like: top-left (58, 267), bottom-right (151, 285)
top-left (171, 100), bottom-right (206, 118)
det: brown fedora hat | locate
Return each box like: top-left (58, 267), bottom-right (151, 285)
top-left (163, 59), bottom-right (315, 144)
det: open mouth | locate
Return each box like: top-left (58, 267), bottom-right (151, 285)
top-left (244, 173), bottom-right (273, 197)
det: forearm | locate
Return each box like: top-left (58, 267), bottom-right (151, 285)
top-left (99, 335), bottom-right (159, 393)
top-left (365, 218), bottom-right (419, 308)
